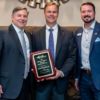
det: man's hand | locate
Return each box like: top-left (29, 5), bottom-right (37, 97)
top-left (0, 85), bottom-right (3, 98)
top-left (75, 80), bottom-right (79, 91)
top-left (37, 79), bottom-right (44, 82)
top-left (45, 68), bottom-right (62, 80)
top-left (31, 68), bottom-right (34, 72)
top-left (31, 68), bottom-right (62, 82)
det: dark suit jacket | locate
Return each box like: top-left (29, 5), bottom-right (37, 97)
top-left (32, 25), bottom-right (76, 93)
top-left (0, 25), bottom-right (33, 99)
top-left (75, 21), bottom-right (100, 90)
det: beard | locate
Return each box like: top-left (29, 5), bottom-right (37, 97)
top-left (82, 15), bottom-right (95, 23)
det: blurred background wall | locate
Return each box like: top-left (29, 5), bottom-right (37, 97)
top-left (0, 0), bottom-right (100, 26)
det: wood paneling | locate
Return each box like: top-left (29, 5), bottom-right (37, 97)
top-left (0, 26), bottom-right (80, 34)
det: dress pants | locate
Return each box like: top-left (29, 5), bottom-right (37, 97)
top-left (36, 80), bottom-right (67, 100)
top-left (79, 71), bottom-right (100, 100)
top-left (0, 75), bottom-right (30, 100)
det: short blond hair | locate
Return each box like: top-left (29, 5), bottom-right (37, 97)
top-left (44, 2), bottom-right (59, 12)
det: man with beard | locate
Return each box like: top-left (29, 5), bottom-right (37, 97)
top-left (75, 2), bottom-right (100, 100)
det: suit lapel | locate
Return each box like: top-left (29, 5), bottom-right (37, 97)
top-left (90, 21), bottom-right (100, 52)
top-left (77, 28), bottom-right (83, 56)
top-left (40, 25), bottom-right (64, 59)
top-left (40, 26), bottom-right (46, 49)
top-left (55, 26), bottom-right (64, 59)
top-left (9, 25), bottom-right (24, 57)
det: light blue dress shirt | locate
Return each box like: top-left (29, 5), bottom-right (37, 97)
top-left (12, 23), bottom-right (30, 79)
top-left (81, 20), bottom-right (96, 70)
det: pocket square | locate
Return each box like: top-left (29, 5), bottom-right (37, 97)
top-left (77, 33), bottom-right (81, 36)
top-left (95, 37), bottom-right (100, 42)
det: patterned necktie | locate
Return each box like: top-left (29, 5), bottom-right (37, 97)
top-left (49, 28), bottom-right (54, 63)
top-left (19, 30), bottom-right (28, 79)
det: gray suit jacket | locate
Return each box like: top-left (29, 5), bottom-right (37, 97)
top-left (0, 25), bottom-right (33, 99)
top-left (32, 25), bottom-right (76, 93)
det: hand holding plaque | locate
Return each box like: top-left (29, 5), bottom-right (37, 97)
top-left (30, 49), bottom-right (56, 81)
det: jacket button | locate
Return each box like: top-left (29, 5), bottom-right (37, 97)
top-left (23, 63), bottom-right (25, 64)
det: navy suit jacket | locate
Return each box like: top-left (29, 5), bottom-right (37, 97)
top-left (0, 25), bottom-right (33, 99)
top-left (75, 21), bottom-right (100, 90)
top-left (32, 25), bottom-right (76, 93)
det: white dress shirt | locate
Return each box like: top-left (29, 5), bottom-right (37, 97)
top-left (45, 24), bottom-right (64, 77)
top-left (46, 24), bottom-right (58, 60)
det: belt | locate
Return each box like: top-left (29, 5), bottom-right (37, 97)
top-left (81, 69), bottom-right (91, 74)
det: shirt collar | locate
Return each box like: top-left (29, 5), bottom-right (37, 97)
top-left (83, 20), bottom-right (96, 32)
top-left (12, 23), bottom-right (24, 33)
top-left (46, 24), bottom-right (58, 31)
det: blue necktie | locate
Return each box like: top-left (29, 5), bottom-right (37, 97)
top-left (19, 30), bottom-right (28, 79)
top-left (49, 28), bottom-right (54, 63)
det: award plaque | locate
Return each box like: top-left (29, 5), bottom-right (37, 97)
top-left (30, 49), bottom-right (56, 80)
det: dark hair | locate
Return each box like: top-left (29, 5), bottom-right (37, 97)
top-left (44, 2), bottom-right (59, 12)
top-left (12, 6), bottom-right (29, 15)
top-left (80, 2), bottom-right (95, 12)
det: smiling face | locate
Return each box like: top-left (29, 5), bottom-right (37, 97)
top-left (81, 5), bottom-right (95, 24)
top-left (11, 9), bottom-right (28, 30)
top-left (44, 5), bottom-right (59, 27)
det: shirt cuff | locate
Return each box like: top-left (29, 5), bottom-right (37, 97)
top-left (60, 71), bottom-right (64, 78)
top-left (75, 78), bottom-right (78, 81)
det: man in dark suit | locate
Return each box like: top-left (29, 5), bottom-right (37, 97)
top-left (0, 6), bottom-right (33, 100)
top-left (75, 2), bottom-right (100, 100)
top-left (32, 2), bottom-right (76, 100)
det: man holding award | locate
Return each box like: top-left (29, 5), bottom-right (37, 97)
top-left (31, 2), bottom-right (76, 100)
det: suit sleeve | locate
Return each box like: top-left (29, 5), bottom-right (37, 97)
top-left (60, 31), bottom-right (77, 77)
top-left (0, 31), bottom-right (3, 84)
top-left (74, 31), bottom-right (78, 79)
top-left (31, 31), bottom-right (36, 52)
